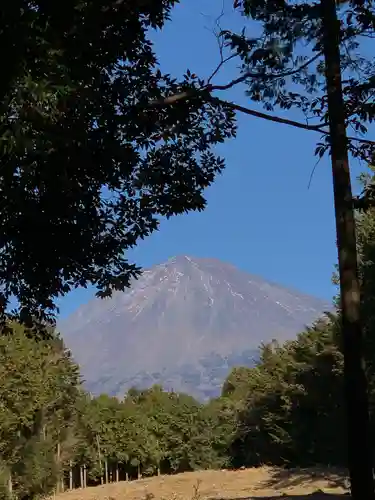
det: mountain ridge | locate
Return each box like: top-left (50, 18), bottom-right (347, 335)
top-left (59, 255), bottom-right (331, 400)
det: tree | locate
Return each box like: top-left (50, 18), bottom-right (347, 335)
top-left (222, 316), bottom-right (346, 468)
top-left (0, 323), bottom-right (81, 499)
top-left (354, 167), bottom-right (375, 460)
top-left (0, 0), bottom-right (236, 323)
top-left (198, 398), bottom-right (236, 469)
top-left (155, 1), bottom-right (375, 496)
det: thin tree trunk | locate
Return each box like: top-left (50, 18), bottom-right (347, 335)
top-left (321, 0), bottom-right (374, 498)
top-left (69, 461), bottom-right (73, 490)
top-left (96, 434), bottom-right (104, 485)
top-left (8, 472), bottom-right (12, 496)
top-left (137, 463), bottom-right (141, 480)
top-left (105, 458), bottom-right (108, 484)
top-left (116, 464), bottom-right (119, 483)
top-left (125, 471), bottom-right (129, 482)
top-left (83, 464), bottom-right (87, 488)
top-left (56, 442), bottom-right (63, 493)
top-left (80, 466), bottom-right (84, 489)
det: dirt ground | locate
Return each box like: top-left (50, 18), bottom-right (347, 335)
top-left (53, 466), bottom-right (350, 500)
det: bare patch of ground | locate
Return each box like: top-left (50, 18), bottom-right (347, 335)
top-left (53, 467), bottom-right (349, 500)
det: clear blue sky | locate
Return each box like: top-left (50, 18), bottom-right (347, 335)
top-left (57, 0), bottom-right (366, 319)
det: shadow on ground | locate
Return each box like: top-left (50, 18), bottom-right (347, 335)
top-left (211, 494), bottom-right (349, 500)
top-left (207, 467), bottom-right (350, 500)
top-left (256, 467), bottom-right (349, 491)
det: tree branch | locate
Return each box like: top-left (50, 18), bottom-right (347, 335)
top-left (209, 52), bottom-right (322, 92)
top-left (149, 90), bottom-right (375, 146)
top-left (210, 96), bottom-right (325, 132)
top-left (209, 27), bottom-right (368, 92)
top-left (149, 90), bottom-right (326, 131)
top-left (205, 3), bottom-right (238, 85)
top-left (216, 96), bottom-right (375, 144)
top-left (207, 54), bottom-right (237, 86)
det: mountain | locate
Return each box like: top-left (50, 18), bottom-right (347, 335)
top-left (59, 255), bottom-right (331, 400)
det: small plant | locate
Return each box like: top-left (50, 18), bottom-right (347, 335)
top-left (191, 479), bottom-right (202, 500)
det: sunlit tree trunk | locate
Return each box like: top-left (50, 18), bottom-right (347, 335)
top-left (8, 471), bottom-right (12, 496)
top-left (69, 461), bottom-right (73, 490)
top-left (56, 442), bottom-right (65, 493)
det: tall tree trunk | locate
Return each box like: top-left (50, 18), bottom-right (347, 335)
top-left (83, 464), bottom-right (87, 488)
top-left (105, 458), bottom-right (109, 484)
top-left (69, 461), bottom-right (73, 490)
top-left (137, 463), bottom-right (141, 480)
top-left (80, 466), bottom-right (84, 489)
top-left (8, 471), bottom-right (12, 496)
top-left (96, 434), bottom-right (104, 485)
top-left (321, 0), bottom-right (374, 497)
top-left (56, 442), bottom-right (64, 493)
top-left (116, 464), bottom-right (119, 483)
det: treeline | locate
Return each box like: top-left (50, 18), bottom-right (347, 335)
top-left (0, 323), bottom-right (234, 499)
top-left (0, 313), bottom-right (353, 500)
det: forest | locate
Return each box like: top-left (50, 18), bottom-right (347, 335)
top-left (1, 178), bottom-right (375, 499)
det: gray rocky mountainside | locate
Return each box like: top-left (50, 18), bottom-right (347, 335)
top-left (59, 255), bottom-right (331, 400)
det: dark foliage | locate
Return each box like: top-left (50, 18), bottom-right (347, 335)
top-left (0, 1), bottom-right (236, 323)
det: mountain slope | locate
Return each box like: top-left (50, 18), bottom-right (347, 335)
top-left (59, 256), bottom-right (330, 400)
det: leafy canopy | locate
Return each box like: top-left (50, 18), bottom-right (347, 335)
top-left (0, 0), bottom-right (236, 323)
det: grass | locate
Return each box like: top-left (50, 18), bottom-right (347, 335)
top-left (53, 466), bottom-right (350, 500)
